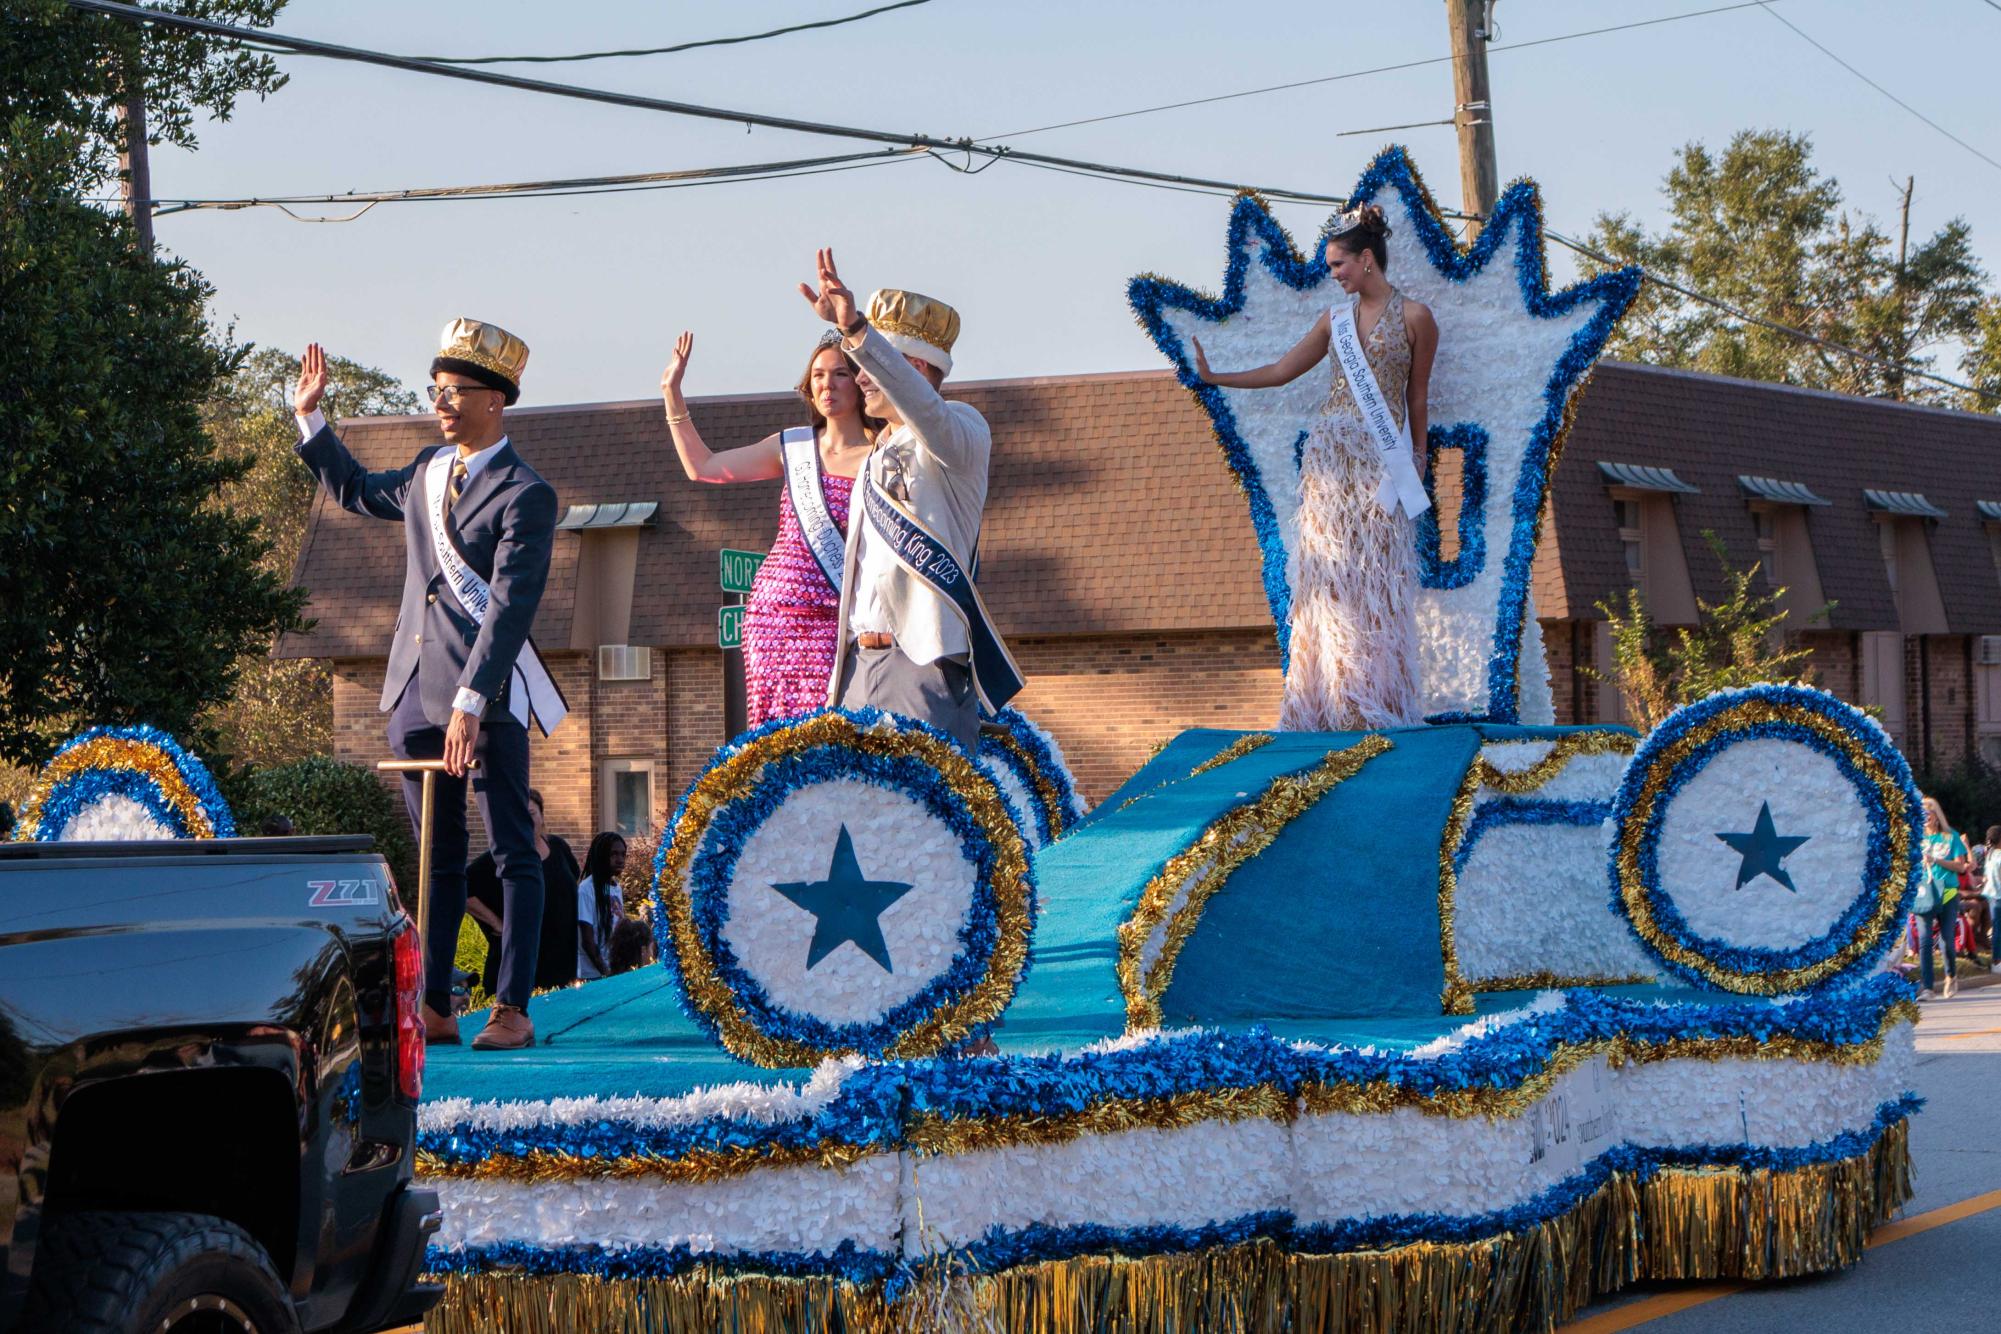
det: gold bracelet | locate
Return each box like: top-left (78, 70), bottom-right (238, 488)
top-left (665, 411), bottom-right (691, 425)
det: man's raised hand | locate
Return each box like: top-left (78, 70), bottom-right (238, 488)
top-left (796, 248), bottom-right (860, 332)
top-left (296, 343), bottom-right (329, 417)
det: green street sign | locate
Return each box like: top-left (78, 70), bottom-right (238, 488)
top-left (720, 548), bottom-right (766, 594)
top-left (718, 604), bottom-right (745, 650)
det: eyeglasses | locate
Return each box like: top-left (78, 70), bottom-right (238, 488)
top-left (426, 383), bottom-right (493, 405)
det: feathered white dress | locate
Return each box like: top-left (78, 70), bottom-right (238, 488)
top-left (1278, 291), bottom-right (1423, 732)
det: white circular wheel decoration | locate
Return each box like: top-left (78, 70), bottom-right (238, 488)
top-left (652, 709), bottom-right (1036, 1066)
top-left (1608, 686), bottom-right (1921, 994)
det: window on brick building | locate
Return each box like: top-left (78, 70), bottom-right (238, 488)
top-left (601, 758), bottom-right (654, 839)
top-left (1737, 481), bottom-right (1829, 626)
top-left (1860, 631), bottom-right (1906, 748)
top-left (1616, 498), bottom-right (1643, 583)
top-left (1879, 522), bottom-right (1900, 600)
top-left (1753, 509), bottom-right (1780, 587)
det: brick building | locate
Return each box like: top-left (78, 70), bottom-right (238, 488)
top-left (281, 362), bottom-right (2001, 842)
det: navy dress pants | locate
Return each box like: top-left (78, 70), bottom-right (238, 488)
top-left (388, 681), bottom-right (543, 1013)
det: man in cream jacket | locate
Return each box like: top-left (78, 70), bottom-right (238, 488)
top-left (799, 248), bottom-right (1022, 748)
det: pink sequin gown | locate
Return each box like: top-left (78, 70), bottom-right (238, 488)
top-left (743, 468), bottom-right (854, 728)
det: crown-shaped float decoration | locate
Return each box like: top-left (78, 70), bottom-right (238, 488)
top-left (1129, 147), bottom-right (1642, 724)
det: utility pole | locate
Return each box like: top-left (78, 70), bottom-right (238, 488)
top-left (116, 53), bottom-right (154, 254)
top-left (1446, 0), bottom-right (1499, 241)
top-left (1890, 175), bottom-right (1913, 401)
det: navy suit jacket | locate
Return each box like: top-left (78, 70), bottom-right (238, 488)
top-left (297, 424), bottom-right (558, 728)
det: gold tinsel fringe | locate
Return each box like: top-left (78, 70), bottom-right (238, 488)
top-left (425, 1126), bottom-right (1910, 1334)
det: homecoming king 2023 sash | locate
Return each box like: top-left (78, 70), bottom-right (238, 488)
top-left (424, 448), bottom-right (569, 736)
top-left (859, 475), bottom-right (1024, 715)
top-left (1329, 299), bottom-right (1432, 519)
top-left (781, 427), bottom-right (845, 591)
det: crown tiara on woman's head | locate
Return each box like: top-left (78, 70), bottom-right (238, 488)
top-left (1328, 207), bottom-right (1367, 237)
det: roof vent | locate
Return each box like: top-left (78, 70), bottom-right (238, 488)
top-left (1597, 462), bottom-right (1699, 494)
top-left (1862, 489), bottom-right (1946, 520)
top-left (1738, 476), bottom-right (1831, 507)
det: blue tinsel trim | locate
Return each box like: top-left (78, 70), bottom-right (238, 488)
top-left (422, 973), bottom-right (1915, 1168)
top-left (1126, 146), bottom-right (1642, 718)
top-left (1454, 796), bottom-right (1611, 873)
top-left (1608, 685), bottom-right (1923, 990)
top-left (425, 1099), bottom-right (1917, 1283)
top-left (987, 707), bottom-right (1085, 836)
top-left (650, 707), bottom-right (1033, 1061)
top-left (424, 1237), bottom-right (902, 1286)
top-left (26, 724), bottom-right (236, 840)
top-left (1416, 422), bottom-right (1490, 589)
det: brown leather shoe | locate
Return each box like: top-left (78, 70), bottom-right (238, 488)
top-left (471, 1004), bottom-right (535, 1050)
top-left (423, 1004), bottom-right (461, 1046)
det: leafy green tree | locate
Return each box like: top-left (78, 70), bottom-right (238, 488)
top-left (0, 1), bottom-right (300, 767)
top-left (1582, 130), bottom-right (1988, 405)
top-left (203, 349), bottom-right (417, 767)
top-left (1586, 534), bottom-right (1823, 732)
top-left (3, 0), bottom-right (286, 191)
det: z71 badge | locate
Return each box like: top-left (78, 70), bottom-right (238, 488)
top-left (308, 879), bottom-right (381, 908)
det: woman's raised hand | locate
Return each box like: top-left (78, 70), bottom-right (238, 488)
top-left (1189, 336), bottom-right (1214, 383)
top-left (661, 332), bottom-right (693, 397)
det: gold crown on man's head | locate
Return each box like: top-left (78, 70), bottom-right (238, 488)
top-left (866, 289), bottom-right (960, 376)
top-left (432, 317), bottom-right (529, 405)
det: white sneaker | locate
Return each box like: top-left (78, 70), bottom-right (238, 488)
top-left (1943, 976), bottom-right (1958, 999)
top-left (1918, 988), bottom-right (1937, 1000)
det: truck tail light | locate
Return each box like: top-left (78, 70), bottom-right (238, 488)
top-left (391, 917), bottom-right (425, 1102)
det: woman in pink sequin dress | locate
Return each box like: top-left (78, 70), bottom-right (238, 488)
top-left (661, 331), bottom-right (877, 726)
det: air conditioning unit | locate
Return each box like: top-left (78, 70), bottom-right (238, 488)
top-left (1978, 636), bottom-right (2001, 667)
top-left (597, 644), bottom-right (652, 681)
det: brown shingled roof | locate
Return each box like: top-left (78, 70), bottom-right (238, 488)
top-left (1547, 362), bottom-right (2001, 631)
top-left (279, 369), bottom-right (1271, 658)
top-left (280, 361), bottom-right (2001, 658)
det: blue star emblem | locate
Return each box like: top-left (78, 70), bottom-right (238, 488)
top-left (769, 825), bottom-right (914, 972)
top-left (1715, 802), bottom-right (1810, 893)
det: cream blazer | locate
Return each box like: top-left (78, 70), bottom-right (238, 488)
top-left (827, 326), bottom-right (995, 702)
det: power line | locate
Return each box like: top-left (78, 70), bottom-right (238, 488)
top-left (976, 1), bottom-right (1778, 142)
top-left (66, 0), bottom-right (1995, 404)
top-left (136, 148), bottom-right (926, 219)
top-left (64, 0), bottom-right (1347, 205)
top-left (1536, 227), bottom-right (1992, 404)
top-left (406, 0), bottom-right (934, 66)
top-left (1755, 2), bottom-right (2001, 175)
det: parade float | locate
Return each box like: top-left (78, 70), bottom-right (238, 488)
top-left (402, 149), bottom-right (1921, 1332)
top-left (20, 149), bottom-right (1921, 1332)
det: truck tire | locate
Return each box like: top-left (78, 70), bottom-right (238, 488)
top-left (22, 1210), bottom-right (300, 1334)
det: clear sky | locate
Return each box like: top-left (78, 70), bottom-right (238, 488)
top-left (148, 0), bottom-right (2001, 409)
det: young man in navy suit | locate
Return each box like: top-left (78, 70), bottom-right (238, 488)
top-left (294, 320), bottom-right (564, 1050)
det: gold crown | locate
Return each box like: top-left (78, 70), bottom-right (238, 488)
top-left (436, 317), bottom-right (529, 400)
top-left (866, 289), bottom-right (960, 366)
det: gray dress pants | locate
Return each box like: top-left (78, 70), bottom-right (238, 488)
top-left (837, 642), bottom-right (980, 750)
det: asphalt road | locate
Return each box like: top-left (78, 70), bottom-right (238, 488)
top-left (1563, 975), bottom-right (2001, 1332)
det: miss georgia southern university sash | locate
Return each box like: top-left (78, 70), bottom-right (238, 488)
top-left (781, 427), bottom-right (846, 591)
top-left (424, 448), bottom-right (569, 736)
top-left (1328, 297), bottom-right (1431, 519)
top-left (859, 475), bottom-right (1024, 714)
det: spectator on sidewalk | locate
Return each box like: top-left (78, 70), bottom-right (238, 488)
top-left (1917, 796), bottom-right (1969, 999)
top-left (576, 832), bottom-right (629, 981)
top-left (1985, 825), bottom-right (2001, 974)
top-left (466, 789), bottom-right (580, 995)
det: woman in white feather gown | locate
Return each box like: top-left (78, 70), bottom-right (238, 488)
top-left (1192, 204), bottom-right (1438, 731)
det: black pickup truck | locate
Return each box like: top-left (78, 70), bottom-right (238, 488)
top-left (0, 836), bottom-right (441, 1334)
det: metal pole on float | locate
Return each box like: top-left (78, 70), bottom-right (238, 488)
top-left (377, 758), bottom-right (478, 987)
top-left (1446, 0), bottom-right (1500, 241)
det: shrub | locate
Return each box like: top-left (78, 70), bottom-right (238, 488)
top-left (233, 756), bottom-right (416, 892)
